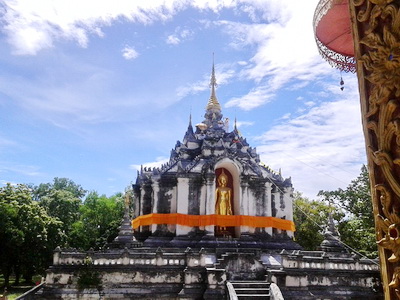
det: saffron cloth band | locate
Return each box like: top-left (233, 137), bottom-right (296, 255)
top-left (132, 213), bottom-right (295, 231)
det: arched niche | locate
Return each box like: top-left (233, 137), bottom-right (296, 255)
top-left (215, 168), bottom-right (234, 214)
top-left (215, 159), bottom-right (242, 237)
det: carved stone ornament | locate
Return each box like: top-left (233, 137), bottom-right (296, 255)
top-left (350, 0), bottom-right (400, 298)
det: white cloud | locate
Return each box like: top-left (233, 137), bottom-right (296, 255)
top-left (166, 27), bottom-right (194, 45)
top-left (2, 0), bottom-right (327, 115)
top-left (256, 77), bottom-right (366, 198)
top-left (2, 0), bottom-right (185, 55)
top-left (122, 46), bottom-right (139, 60)
top-left (280, 113), bottom-right (291, 120)
top-left (236, 121), bottom-right (254, 128)
top-left (0, 163), bottom-right (42, 177)
top-left (239, 1), bottom-right (321, 81)
top-left (191, 0), bottom-right (236, 12)
top-left (0, 68), bottom-right (114, 126)
top-left (210, 0), bottom-right (332, 110)
top-left (180, 29), bottom-right (192, 38)
top-left (2, 0), bottom-right (254, 56)
top-left (2, 0), bottom-right (321, 60)
top-left (304, 101), bottom-right (316, 107)
top-left (225, 85), bottom-right (274, 110)
top-left (166, 35), bottom-right (181, 45)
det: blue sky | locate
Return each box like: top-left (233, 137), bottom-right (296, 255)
top-left (0, 0), bottom-right (366, 199)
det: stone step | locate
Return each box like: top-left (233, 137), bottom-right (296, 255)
top-left (237, 294), bottom-right (270, 299)
top-left (231, 282), bottom-right (270, 288)
top-left (230, 281), bottom-right (270, 300)
top-left (234, 288), bottom-right (270, 294)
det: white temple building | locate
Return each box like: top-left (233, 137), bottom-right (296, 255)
top-left (131, 62), bottom-right (295, 247)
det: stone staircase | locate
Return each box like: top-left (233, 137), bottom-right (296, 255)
top-left (229, 281), bottom-right (271, 299)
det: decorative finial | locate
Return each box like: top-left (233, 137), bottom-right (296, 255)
top-left (124, 191), bottom-right (130, 210)
top-left (123, 189), bottom-right (132, 221)
top-left (206, 53), bottom-right (221, 112)
top-left (210, 53), bottom-right (217, 88)
top-left (340, 73), bottom-right (344, 91)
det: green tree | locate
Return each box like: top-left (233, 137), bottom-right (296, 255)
top-left (40, 189), bottom-right (82, 232)
top-left (0, 184), bottom-right (23, 287)
top-left (69, 192), bottom-right (124, 250)
top-left (0, 179), bottom-right (124, 285)
top-left (293, 192), bottom-right (344, 250)
top-left (14, 201), bottom-right (63, 283)
top-left (33, 177), bottom-right (86, 201)
top-left (34, 178), bottom-right (86, 244)
top-left (318, 165), bottom-right (377, 257)
top-left (0, 184), bottom-right (63, 286)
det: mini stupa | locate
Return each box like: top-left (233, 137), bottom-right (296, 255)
top-left (131, 61), bottom-right (297, 249)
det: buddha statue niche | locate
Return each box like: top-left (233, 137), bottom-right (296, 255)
top-left (215, 170), bottom-right (233, 215)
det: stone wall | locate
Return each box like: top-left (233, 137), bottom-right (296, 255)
top-left (33, 246), bottom-right (383, 300)
top-left (270, 250), bottom-right (382, 299)
top-left (41, 247), bottom-right (225, 300)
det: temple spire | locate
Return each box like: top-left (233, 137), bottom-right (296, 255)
top-left (186, 112), bottom-right (194, 133)
top-left (183, 112), bottom-right (196, 143)
top-left (206, 54), bottom-right (221, 112)
top-left (203, 55), bottom-right (223, 129)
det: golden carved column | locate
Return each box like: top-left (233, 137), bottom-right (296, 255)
top-left (349, 1), bottom-right (400, 298)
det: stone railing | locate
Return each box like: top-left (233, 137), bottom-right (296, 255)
top-left (280, 250), bottom-right (379, 271)
top-left (269, 283), bottom-right (284, 300)
top-left (226, 282), bottom-right (238, 300)
top-left (52, 246), bottom-right (209, 268)
top-left (15, 283), bottom-right (45, 300)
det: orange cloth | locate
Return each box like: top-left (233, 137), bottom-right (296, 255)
top-left (131, 213), bottom-right (295, 231)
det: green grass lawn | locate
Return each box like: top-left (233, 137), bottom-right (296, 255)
top-left (0, 275), bottom-right (42, 299)
top-left (6, 292), bottom-right (24, 300)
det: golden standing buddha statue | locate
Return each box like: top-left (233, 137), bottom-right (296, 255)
top-left (215, 170), bottom-right (233, 215)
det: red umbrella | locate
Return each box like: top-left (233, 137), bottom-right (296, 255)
top-left (313, 0), bottom-right (356, 73)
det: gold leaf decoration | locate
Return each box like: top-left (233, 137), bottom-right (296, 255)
top-left (353, 0), bottom-right (400, 297)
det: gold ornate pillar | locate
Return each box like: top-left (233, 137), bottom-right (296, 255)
top-left (349, 1), bottom-right (400, 298)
